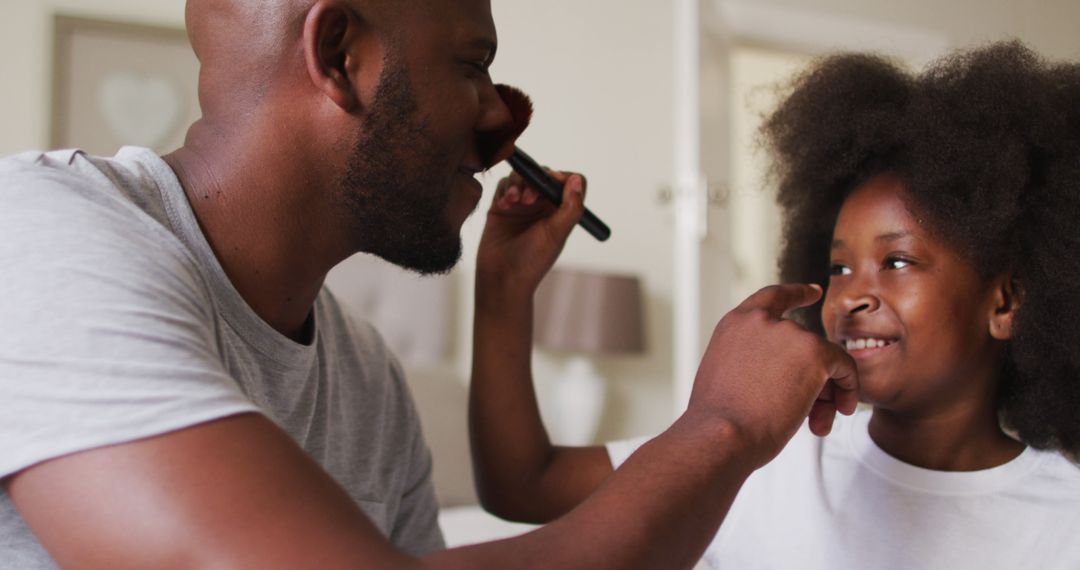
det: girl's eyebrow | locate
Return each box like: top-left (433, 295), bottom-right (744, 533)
top-left (875, 231), bottom-right (913, 243)
top-left (830, 231), bottom-right (913, 251)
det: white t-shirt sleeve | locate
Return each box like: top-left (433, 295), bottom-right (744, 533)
top-left (0, 162), bottom-right (257, 478)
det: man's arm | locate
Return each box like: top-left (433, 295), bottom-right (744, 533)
top-left (6, 405), bottom-right (738, 570)
top-left (6, 414), bottom-right (414, 569)
top-left (9, 283), bottom-right (854, 570)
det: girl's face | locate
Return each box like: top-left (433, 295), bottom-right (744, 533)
top-left (822, 175), bottom-right (1006, 413)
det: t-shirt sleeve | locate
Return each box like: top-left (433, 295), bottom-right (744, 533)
top-left (390, 435), bottom-right (446, 555)
top-left (0, 164), bottom-right (258, 478)
top-left (605, 434), bottom-right (656, 470)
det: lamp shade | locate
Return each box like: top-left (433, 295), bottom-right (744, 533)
top-left (533, 268), bottom-right (646, 355)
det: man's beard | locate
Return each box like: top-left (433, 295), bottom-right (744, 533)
top-left (338, 56), bottom-right (464, 276)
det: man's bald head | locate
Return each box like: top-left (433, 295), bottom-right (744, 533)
top-left (184, 0), bottom-right (410, 120)
top-left (186, 0), bottom-right (301, 61)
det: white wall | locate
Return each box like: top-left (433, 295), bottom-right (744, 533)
top-left (460, 0), bottom-right (678, 440)
top-left (751, 0), bottom-right (1080, 59)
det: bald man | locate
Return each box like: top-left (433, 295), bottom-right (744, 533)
top-left (0, 0), bottom-right (856, 567)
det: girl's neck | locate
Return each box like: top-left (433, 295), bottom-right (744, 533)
top-left (868, 405), bottom-right (1025, 471)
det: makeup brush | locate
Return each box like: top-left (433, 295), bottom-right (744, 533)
top-left (480, 84), bottom-right (612, 242)
top-left (507, 148), bottom-right (611, 241)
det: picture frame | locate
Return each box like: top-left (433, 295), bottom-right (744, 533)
top-left (51, 15), bottom-right (199, 156)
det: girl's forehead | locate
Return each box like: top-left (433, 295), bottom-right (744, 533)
top-left (834, 175), bottom-right (921, 240)
top-left (831, 174), bottom-right (981, 274)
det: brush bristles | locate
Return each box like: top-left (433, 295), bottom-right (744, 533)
top-left (478, 84), bottom-right (535, 168)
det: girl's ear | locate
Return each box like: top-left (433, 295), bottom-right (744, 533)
top-left (989, 274), bottom-right (1023, 340)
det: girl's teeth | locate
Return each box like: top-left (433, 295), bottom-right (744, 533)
top-left (845, 338), bottom-right (890, 350)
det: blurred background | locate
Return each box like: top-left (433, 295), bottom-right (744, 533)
top-left (3, 0), bottom-right (1079, 548)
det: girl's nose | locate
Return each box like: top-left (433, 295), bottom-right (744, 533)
top-left (840, 290), bottom-right (880, 315)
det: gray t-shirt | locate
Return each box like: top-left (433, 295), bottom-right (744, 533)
top-left (0, 147), bottom-right (444, 567)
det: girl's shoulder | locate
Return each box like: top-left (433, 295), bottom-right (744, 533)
top-left (1026, 447), bottom-right (1080, 490)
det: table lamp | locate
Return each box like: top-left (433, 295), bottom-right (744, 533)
top-left (533, 268), bottom-right (646, 445)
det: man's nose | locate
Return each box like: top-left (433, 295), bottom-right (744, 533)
top-left (477, 84), bottom-right (514, 133)
top-left (476, 84), bottom-right (533, 167)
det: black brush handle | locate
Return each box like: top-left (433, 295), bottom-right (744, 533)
top-left (507, 147), bottom-right (611, 242)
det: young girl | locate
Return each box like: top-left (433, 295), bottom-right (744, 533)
top-left (470, 41), bottom-right (1080, 568)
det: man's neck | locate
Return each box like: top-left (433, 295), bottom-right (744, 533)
top-left (163, 125), bottom-right (347, 342)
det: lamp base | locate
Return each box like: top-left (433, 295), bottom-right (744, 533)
top-left (539, 356), bottom-right (606, 446)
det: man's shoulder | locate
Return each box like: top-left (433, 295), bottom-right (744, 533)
top-left (2, 148), bottom-right (181, 245)
top-left (0, 149), bottom-right (97, 190)
top-left (1, 148), bottom-right (122, 181)
top-left (2, 148), bottom-right (165, 218)
top-left (0, 148), bottom-right (210, 312)
top-left (0, 148), bottom-right (81, 171)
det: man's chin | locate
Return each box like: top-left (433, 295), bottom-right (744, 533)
top-left (377, 237), bottom-right (462, 276)
top-left (409, 253), bottom-right (462, 277)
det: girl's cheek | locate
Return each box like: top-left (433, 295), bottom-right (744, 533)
top-left (820, 294), bottom-right (837, 337)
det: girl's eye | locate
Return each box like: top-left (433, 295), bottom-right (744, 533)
top-left (829, 263), bottom-right (851, 276)
top-left (884, 257), bottom-right (912, 270)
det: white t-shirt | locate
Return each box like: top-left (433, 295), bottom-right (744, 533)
top-left (0, 148), bottom-right (444, 567)
top-left (609, 409), bottom-right (1080, 569)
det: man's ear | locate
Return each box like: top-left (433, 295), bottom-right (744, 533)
top-left (989, 274), bottom-right (1023, 340)
top-left (302, 1), bottom-right (364, 112)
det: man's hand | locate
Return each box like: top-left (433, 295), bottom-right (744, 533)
top-left (475, 170), bottom-right (586, 294)
top-left (684, 284), bottom-right (858, 468)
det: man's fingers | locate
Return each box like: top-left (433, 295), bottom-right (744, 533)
top-left (835, 387), bottom-right (859, 416)
top-left (807, 336), bottom-right (859, 436)
top-left (820, 342), bottom-right (859, 415)
top-left (739, 283), bottom-right (824, 320)
top-left (823, 345), bottom-right (858, 394)
top-left (808, 399), bottom-right (838, 436)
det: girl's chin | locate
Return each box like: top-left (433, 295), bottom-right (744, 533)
top-left (852, 382), bottom-right (901, 409)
